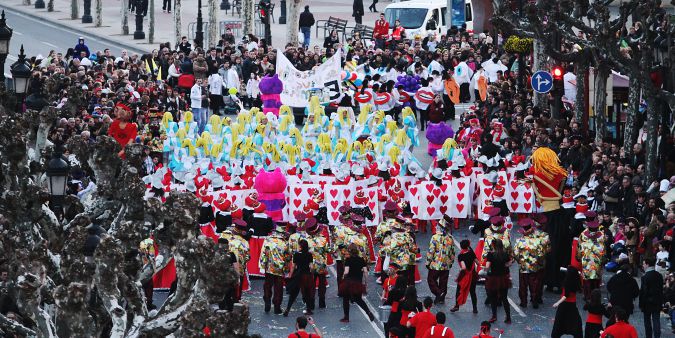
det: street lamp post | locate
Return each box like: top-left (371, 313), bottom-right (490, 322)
top-left (195, 0), bottom-right (204, 48)
top-left (46, 143), bottom-right (70, 218)
top-left (10, 45), bottom-right (31, 112)
top-left (82, 0), bottom-right (93, 23)
top-left (0, 11), bottom-right (13, 91)
top-left (133, 0), bottom-right (146, 39)
top-left (279, 0), bottom-right (286, 24)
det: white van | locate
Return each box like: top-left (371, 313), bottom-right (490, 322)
top-left (384, 0), bottom-right (481, 38)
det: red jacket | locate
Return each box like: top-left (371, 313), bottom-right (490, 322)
top-left (601, 321), bottom-right (638, 338)
top-left (374, 19), bottom-right (390, 39)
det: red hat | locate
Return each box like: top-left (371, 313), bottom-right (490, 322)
top-left (115, 102), bottom-right (131, 112)
top-left (245, 193), bottom-right (258, 208)
top-left (305, 217), bottom-right (319, 233)
top-left (586, 220), bottom-right (600, 229)
top-left (351, 214), bottom-right (365, 224)
top-left (384, 200), bottom-right (399, 213)
top-left (253, 202), bottom-right (266, 213)
top-left (486, 206), bottom-right (501, 217)
top-left (490, 216), bottom-right (505, 225)
top-left (293, 210), bottom-right (307, 222)
top-left (532, 213), bottom-right (547, 226)
top-left (469, 118), bottom-right (479, 125)
top-left (518, 217), bottom-right (534, 229)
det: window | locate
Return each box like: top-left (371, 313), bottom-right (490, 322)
top-left (384, 8), bottom-right (429, 29)
top-left (465, 3), bottom-right (472, 22)
top-left (441, 7), bottom-right (447, 26)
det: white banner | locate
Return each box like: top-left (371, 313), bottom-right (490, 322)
top-left (276, 49), bottom-right (342, 107)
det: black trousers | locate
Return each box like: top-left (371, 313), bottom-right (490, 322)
top-left (488, 288), bottom-right (511, 319)
top-left (459, 83), bottom-right (470, 103)
top-left (427, 269), bottom-right (449, 298)
top-left (442, 94), bottom-right (455, 120)
top-left (162, 0), bottom-right (171, 11)
top-left (342, 295), bottom-right (371, 320)
top-left (418, 108), bottom-right (428, 131)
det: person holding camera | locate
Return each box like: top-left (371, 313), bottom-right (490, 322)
top-left (288, 315), bottom-right (322, 338)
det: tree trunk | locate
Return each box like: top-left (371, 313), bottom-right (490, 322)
top-left (149, 0), bottom-right (155, 44)
top-left (243, 0), bottom-right (254, 36)
top-left (642, 93), bottom-right (659, 185)
top-left (287, 0), bottom-right (301, 46)
top-left (208, 0), bottom-right (218, 48)
top-left (121, 0), bottom-right (129, 34)
top-left (622, 75), bottom-right (641, 155)
top-left (95, 0), bottom-right (103, 27)
top-left (71, 0), bottom-right (79, 19)
top-left (532, 39), bottom-right (549, 111)
top-left (174, 0), bottom-right (182, 48)
top-left (593, 65), bottom-right (609, 145)
top-left (574, 61), bottom-right (587, 123)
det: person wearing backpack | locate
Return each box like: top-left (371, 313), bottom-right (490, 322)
top-left (287, 316), bottom-right (322, 338)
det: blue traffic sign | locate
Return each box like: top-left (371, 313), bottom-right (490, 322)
top-left (531, 71), bottom-right (553, 94)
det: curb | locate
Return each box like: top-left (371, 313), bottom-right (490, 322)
top-left (0, 3), bottom-right (150, 55)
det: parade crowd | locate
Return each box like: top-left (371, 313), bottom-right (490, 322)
top-left (0, 12), bottom-right (674, 338)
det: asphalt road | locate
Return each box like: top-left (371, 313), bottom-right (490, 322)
top-left (0, 7), bottom-right (144, 78)
top-left (244, 224), bottom-right (670, 338)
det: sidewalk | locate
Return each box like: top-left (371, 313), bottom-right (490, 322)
top-left (2, 0), bottom-right (388, 53)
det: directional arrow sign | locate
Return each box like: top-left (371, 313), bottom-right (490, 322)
top-left (531, 70), bottom-right (553, 94)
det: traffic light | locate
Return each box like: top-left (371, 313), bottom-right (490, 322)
top-left (550, 65), bottom-right (565, 118)
top-left (551, 65), bottom-right (565, 96)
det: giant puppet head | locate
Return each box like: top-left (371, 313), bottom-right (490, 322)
top-left (254, 167), bottom-right (287, 221)
top-left (258, 74), bottom-right (284, 116)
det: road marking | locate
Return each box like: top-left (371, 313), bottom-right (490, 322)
top-left (328, 266), bottom-right (385, 338)
top-left (453, 235), bottom-right (527, 317)
top-left (14, 31), bottom-right (23, 35)
top-left (7, 55), bottom-right (17, 61)
top-left (0, 7), bottom-right (145, 55)
top-left (41, 41), bottom-right (59, 48)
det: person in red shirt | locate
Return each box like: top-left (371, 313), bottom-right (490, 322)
top-left (421, 312), bottom-right (455, 338)
top-left (601, 308), bottom-right (638, 338)
top-left (407, 297), bottom-right (437, 338)
top-left (107, 103), bottom-right (138, 157)
top-left (373, 13), bottom-right (390, 49)
top-left (471, 321), bottom-right (494, 338)
top-left (287, 316), bottom-right (322, 338)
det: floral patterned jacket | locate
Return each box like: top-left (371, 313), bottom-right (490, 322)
top-left (220, 230), bottom-right (250, 275)
top-left (381, 231), bottom-right (416, 269)
top-left (514, 231), bottom-right (550, 273)
top-left (576, 229), bottom-right (606, 280)
top-left (426, 232), bottom-right (456, 271)
top-left (482, 226), bottom-right (511, 263)
top-left (332, 225), bottom-right (368, 261)
top-left (259, 233), bottom-right (291, 276)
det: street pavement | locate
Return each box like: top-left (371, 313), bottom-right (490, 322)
top-left (1, 0), bottom-right (388, 54)
top-left (244, 223), bottom-right (671, 338)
